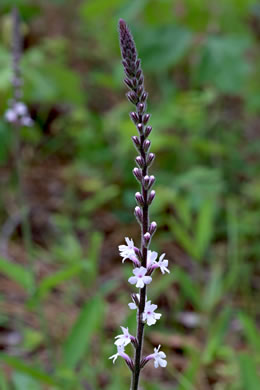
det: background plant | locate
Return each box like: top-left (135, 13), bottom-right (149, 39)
top-left (0, 1), bottom-right (260, 389)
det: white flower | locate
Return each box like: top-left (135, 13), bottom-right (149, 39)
top-left (21, 116), bottom-right (34, 127)
top-left (15, 102), bottom-right (28, 116)
top-left (5, 109), bottom-right (17, 123)
top-left (109, 345), bottom-right (125, 364)
top-left (151, 345), bottom-right (167, 368)
top-left (114, 326), bottom-right (132, 347)
top-left (119, 237), bottom-right (136, 262)
top-left (128, 266), bottom-right (152, 288)
top-left (143, 300), bottom-right (161, 326)
top-left (156, 253), bottom-right (170, 274)
top-left (147, 250), bottom-right (158, 267)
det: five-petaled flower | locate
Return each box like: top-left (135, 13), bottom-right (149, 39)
top-left (143, 300), bottom-right (161, 326)
top-left (128, 266), bottom-right (152, 288)
top-left (114, 326), bottom-right (133, 347)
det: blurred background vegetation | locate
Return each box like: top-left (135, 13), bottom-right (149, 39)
top-left (0, 0), bottom-right (260, 389)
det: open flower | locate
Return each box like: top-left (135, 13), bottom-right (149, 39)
top-left (143, 300), bottom-right (161, 326)
top-left (114, 326), bottom-right (133, 347)
top-left (149, 345), bottom-right (167, 368)
top-left (128, 266), bottom-right (152, 288)
top-left (119, 237), bottom-right (139, 265)
top-left (109, 345), bottom-right (126, 364)
top-left (155, 253), bottom-right (170, 274)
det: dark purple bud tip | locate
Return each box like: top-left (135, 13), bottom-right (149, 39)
top-left (149, 221), bottom-right (157, 236)
top-left (143, 232), bottom-right (151, 248)
top-left (144, 125), bottom-right (152, 138)
top-left (135, 192), bottom-right (145, 207)
top-left (143, 139), bottom-right (151, 153)
top-left (143, 114), bottom-right (150, 125)
top-left (148, 175), bottom-right (155, 189)
top-left (148, 190), bottom-right (156, 205)
top-left (119, 19), bottom-right (127, 30)
top-left (141, 92), bottom-right (148, 102)
top-left (137, 103), bottom-right (145, 115)
top-left (127, 91), bottom-right (138, 105)
top-left (132, 136), bottom-right (141, 150)
top-left (130, 112), bottom-right (139, 124)
top-left (143, 175), bottom-right (150, 190)
top-left (124, 78), bottom-right (133, 89)
top-left (133, 167), bottom-right (142, 182)
top-left (134, 206), bottom-right (143, 225)
top-left (137, 123), bottom-right (143, 134)
top-left (135, 155), bottom-right (145, 168)
top-left (147, 153), bottom-right (155, 167)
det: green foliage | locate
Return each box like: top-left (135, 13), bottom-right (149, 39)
top-left (0, 0), bottom-right (260, 389)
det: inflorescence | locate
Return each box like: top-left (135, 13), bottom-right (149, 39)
top-left (109, 19), bottom-right (169, 389)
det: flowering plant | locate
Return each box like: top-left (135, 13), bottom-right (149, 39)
top-left (109, 19), bottom-right (169, 389)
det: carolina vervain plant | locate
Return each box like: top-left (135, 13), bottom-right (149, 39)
top-left (109, 19), bottom-right (169, 390)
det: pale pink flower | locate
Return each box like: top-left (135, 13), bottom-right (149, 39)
top-left (128, 266), bottom-right (152, 288)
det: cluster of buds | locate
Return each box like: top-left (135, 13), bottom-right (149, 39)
top-left (110, 19), bottom-right (169, 388)
top-left (5, 101), bottom-right (33, 127)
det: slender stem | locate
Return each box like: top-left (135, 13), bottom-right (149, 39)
top-left (131, 136), bottom-right (149, 390)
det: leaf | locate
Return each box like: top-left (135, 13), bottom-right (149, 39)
top-left (62, 293), bottom-right (105, 369)
top-left (0, 354), bottom-right (58, 386)
top-left (31, 263), bottom-right (83, 302)
top-left (238, 353), bottom-right (260, 390)
top-left (12, 372), bottom-right (41, 390)
top-left (203, 308), bottom-right (231, 364)
top-left (0, 257), bottom-right (34, 292)
top-left (238, 312), bottom-right (260, 354)
top-left (135, 25), bottom-right (193, 72)
top-left (174, 267), bottom-right (201, 309)
top-left (195, 197), bottom-right (216, 260)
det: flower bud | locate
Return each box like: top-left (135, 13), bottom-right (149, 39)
top-left (142, 175), bottom-right (150, 190)
top-left (132, 136), bottom-right (141, 151)
top-left (138, 76), bottom-right (144, 86)
top-left (147, 190), bottom-right (156, 205)
top-left (147, 153), bottom-right (155, 167)
top-left (143, 175), bottom-right (150, 189)
top-left (124, 78), bottom-right (133, 89)
top-left (144, 126), bottom-right (152, 138)
top-left (133, 167), bottom-right (142, 182)
top-left (135, 59), bottom-right (141, 69)
top-left (137, 123), bottom-right (143, 134)
top-left (143, 232), bottom-right (151, 248)
top-left (135, 155), bottom-right (145, 168)
top-left (130, 112), bottom-right (138, 124)
top-left (136, 69), bottom-right (142, 79)
top-left (135, 192), bottom-right (145, 207)
top-left (143, 139), bottom-right (151, 153)
top-left (148, 175), bottom-right (155, 189)
top-left (137, 102), bottom-right (145, 115)
top-left (140, 91), bottom-right (148, 102)
top-left (134, 206), bottom-right (143, 224)
top-left (149, 221), bottom-right (157, 236)
top-left (132, 78), bottom-right (137, 88)
top-left (143, 114), bottom-right (150, 125)
top-left (127, 91), bottom-right (138, 105)
top-left (136, 86), bottom-right (143, 97)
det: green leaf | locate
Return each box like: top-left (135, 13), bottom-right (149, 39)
top-left (238, 353), bottom-right (260, 390)
top-left (62, 293), bottom-right (105, 369)
top-left (195, 197), bottom-right (216, 260)
top-left (0, 257), bottom-right (34, 292)
top-left (0, 354), bottom-right (59, 386)
top-left (238, 312), bottom-right (260, 354)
